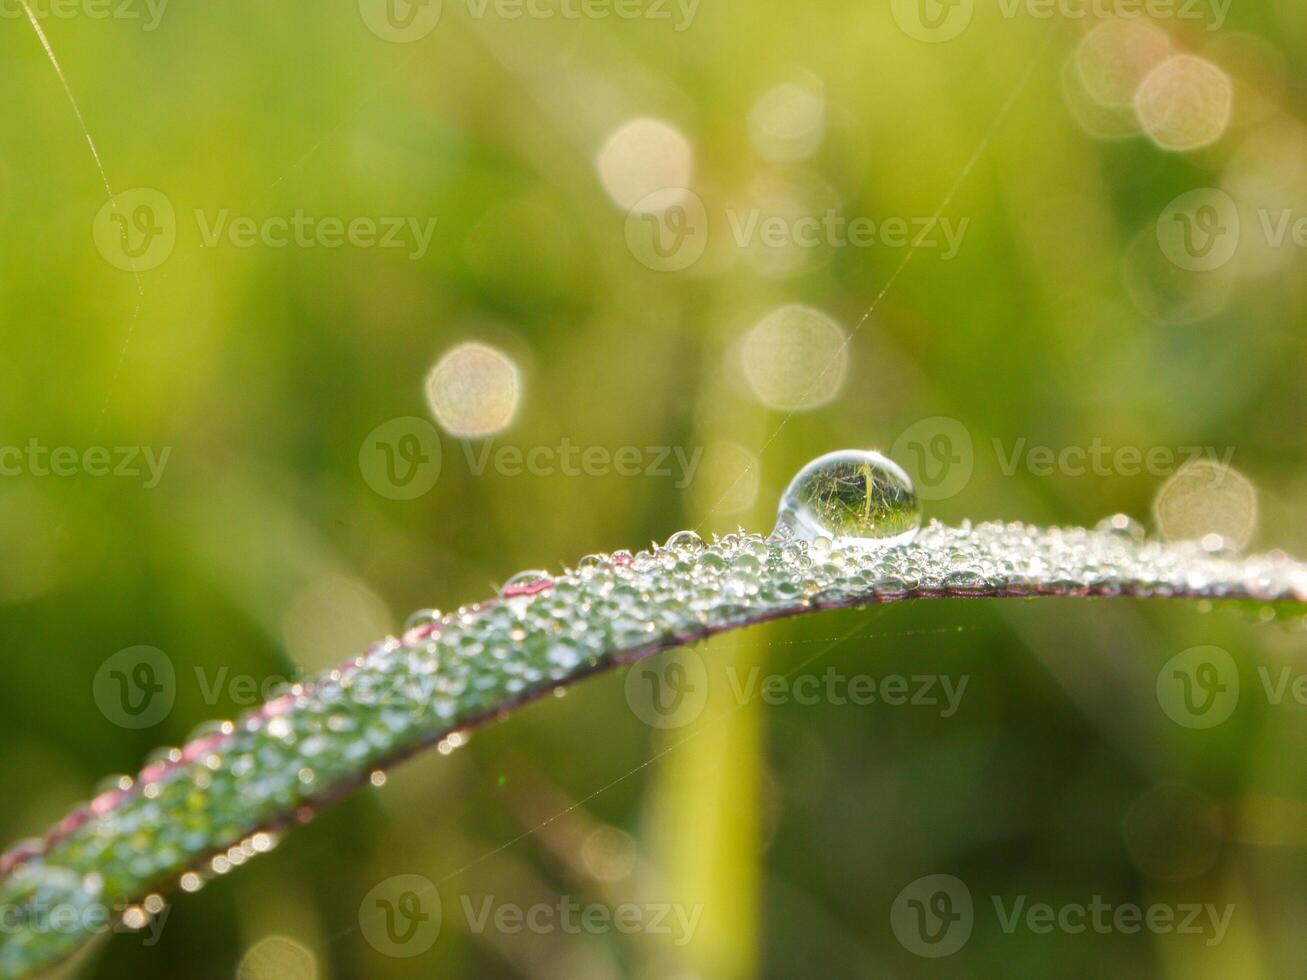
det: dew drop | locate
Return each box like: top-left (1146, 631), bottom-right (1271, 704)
top-left (664, 529), bottom-right (705, 555)
top-left (185, 719), bottom-right (235, 746)
top-left (942, 569), bottom-right (989, 596)
top-left (403, 608), bottom-right (442, 632)
top-left (1096, 513), bottom-right (1147, 543)
top-left (775, 450), bottom-right (922, 549)
top-left (93, 774), bottom-right (133, 797)
top-left (500, 570), bottom-right (555, 598)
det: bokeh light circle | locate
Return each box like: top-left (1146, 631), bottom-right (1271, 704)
top-left (597, 118), bottom-right (694, 213)
top-left (748, 82), bottom-right (827, 163)
top-left (1076, 19), bottom-right (1171, 109)
top-left (425, 342), bottom-right (522, 439)
top-left (1153, 460), bottom-right (1258, 551)
top-left (738, 305), bottom-right (849, 411)
top-left (1135, 54), bottom-right (1233, 152)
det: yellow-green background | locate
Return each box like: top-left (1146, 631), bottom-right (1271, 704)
top-left (3, 0), bottom-right (1307, 976)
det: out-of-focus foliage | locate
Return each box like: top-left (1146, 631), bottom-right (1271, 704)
top-left (2, 0), bottom-right (1306, 976)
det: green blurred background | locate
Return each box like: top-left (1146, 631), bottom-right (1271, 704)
top-left (4, 0), bottom-right (1307, 975)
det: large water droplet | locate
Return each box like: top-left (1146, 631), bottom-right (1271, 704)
top-left (664, 529), bottom-right (705, 555)
top-left (775, 450), bottom-right (922, 549)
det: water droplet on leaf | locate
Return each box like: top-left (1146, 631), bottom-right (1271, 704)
top-left (500, 570), bottom-right (555, 598)
top-left (1096, 513), bottom-right (1147, 543)
top-left (664, 529), bottom-right (705, 555)
top-left (404, 608), bottom-right (442, 632)
top-left (774, 450), bottom-right (922, 549)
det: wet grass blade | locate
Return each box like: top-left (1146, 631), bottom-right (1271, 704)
top-left (2, 519), bottom-right (1305, 976)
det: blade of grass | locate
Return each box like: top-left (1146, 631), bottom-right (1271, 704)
top-left (2, 519), bottom-right (1305, 976)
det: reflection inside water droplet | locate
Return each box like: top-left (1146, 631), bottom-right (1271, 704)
top-left (774, 450), bottom-right (922, 549)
